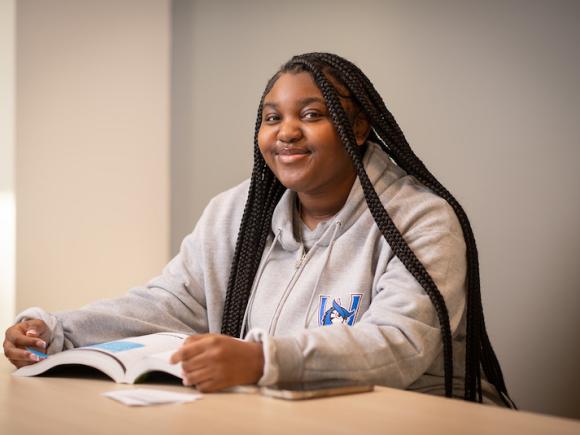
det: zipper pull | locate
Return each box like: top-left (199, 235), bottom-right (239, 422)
top-left (295, 245), bottom-right (307, 269)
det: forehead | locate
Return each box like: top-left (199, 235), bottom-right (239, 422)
top-left (263, 72), bottom-right (322, 103)
top-left (263, 71), bottom-right (354, 114)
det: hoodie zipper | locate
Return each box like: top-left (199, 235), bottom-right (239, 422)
top-left (269, 221), bottom-right (340, 335)
top-left (295, 244), bottom-right (308, 269)
top-left (269, 244), bottom-right (311, 335)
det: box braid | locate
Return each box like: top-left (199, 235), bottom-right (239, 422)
top-left (221, 52), bottom-right (515, 408)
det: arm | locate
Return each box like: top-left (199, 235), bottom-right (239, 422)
top-left (8, 180), bottom-right (250, 371)
top-left (14, 219), bottom-right (211, 355)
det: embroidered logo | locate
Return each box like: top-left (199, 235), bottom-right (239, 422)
top-left (318, 294), bottom-right (362, 326)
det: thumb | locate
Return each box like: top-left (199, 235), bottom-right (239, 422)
top-left (22, 319), bottom-right (50, 341)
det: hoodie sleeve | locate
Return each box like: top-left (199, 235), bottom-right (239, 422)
top-left (247, 200), bottom-right (467, 390)
top-left (14, 179), bottom-right (249, 355)
top-left (15, 216), bottom-right (211, 354)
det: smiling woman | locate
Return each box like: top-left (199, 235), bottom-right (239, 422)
top-left (258, 72), bottom-right (364, 229)
top-left (4, 52), bottom-right (514, 408)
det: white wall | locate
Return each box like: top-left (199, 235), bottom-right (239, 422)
top-left (0, 0), bottom-right (16, 332)
top-left (16, 0), bottom-right (171, 312)
top-left (171, 0), bottom-right (580, 419)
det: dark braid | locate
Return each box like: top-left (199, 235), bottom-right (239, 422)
top-left (221, 52), bottom-right (515, 407)
top-left (221, 87), bottom-right (286, 336)
top-left (290, 57), bottom-right (454, 398)
top-left (310, 54), bottom-right (514, 406)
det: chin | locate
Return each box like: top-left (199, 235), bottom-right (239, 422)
top-left (272, 173), bottom-right (310, 192)
top-left (276, 180), bottom-right (302, 192)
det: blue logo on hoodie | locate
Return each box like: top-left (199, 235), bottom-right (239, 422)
top-left (318, 294), bottom-right (362, 326)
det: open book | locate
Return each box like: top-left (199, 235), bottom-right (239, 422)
top-left (12, 332), bottom-right (187, 384)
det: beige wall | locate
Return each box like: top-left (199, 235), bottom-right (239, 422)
top-left (16, 0), bottom-right (171, 311)
top-left (171, 0), bottom-right (580, 419)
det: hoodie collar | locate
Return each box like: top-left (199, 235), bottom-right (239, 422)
top-left (270, 142), bottom-right (395, 251)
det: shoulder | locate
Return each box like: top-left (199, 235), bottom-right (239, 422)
top-left (374, 158), bottom-right (467, 309)
top-left (195, 178), bottom-right (250, 238)
top-left (386, 177), bottom-right (458, 231)
top-left (345, 143), bottom-right (464, 245)
top-left (378, 174), bottom-right (467, 298)
top-left (363, 150), bottom-right (464, 246)
top-left (206, 179), bottom-right (250, 214)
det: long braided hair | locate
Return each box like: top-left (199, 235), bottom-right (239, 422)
top-left (221, 52), bottom-right (514, 407)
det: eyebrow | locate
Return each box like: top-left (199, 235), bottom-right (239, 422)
top-left (263, 97), bottom-right (326, 109)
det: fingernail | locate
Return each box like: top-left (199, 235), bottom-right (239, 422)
top-left (29, 353), bottom-right (40, 362)
top-left (36, 340), bottom-right (47, 349)
top-left (26, 329), bottom-right (38, 336)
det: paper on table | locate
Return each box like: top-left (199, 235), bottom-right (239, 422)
top-left (102, 388), bottom-right (202, 406)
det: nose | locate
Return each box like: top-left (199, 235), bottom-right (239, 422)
top-left (277, 117), bottom-right (303, 144)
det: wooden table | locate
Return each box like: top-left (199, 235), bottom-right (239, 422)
top-left (1, 359), bottom-right (578, 435)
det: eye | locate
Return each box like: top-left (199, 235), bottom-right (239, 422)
top-left (263, 113), bottom-right (280, 123)
top-left (303, 111), bottom-right (322, 120)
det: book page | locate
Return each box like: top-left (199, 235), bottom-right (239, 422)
top-left (125, 349), bottom-right (184, 382)
top-left (13, 332), bottom-right (189, 383)
top-left (80, 332), bottom-right (187, 374)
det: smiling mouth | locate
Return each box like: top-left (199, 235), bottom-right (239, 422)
top-left (275, 147), bottom-right (311, 163)
top-left (277, 147), bottom-right (310, 156)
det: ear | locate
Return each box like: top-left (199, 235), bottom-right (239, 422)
top-left (353, 111), bottom-right (371, 146)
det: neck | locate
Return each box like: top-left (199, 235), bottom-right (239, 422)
top-left (297, 172), bottom-right (356, 230)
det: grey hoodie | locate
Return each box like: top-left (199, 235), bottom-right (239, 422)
top-left (16, 142), bottom-right (500, 402)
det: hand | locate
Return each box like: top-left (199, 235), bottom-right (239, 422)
top-left (170, 334), bottom-right (264, 393)
top-left (3, 320), bottom-right (50, 368)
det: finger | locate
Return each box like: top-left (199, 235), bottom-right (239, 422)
top-left (195, 375), bottom-right (232, 393)
top-left (6, 321), bottom-right (48, 346)
top-left (195, 379), bottom-right (221, 393)
top-left (4, 341), bottom-right (43, 363)
top-left (4, 334), bottom-right (46, 352)
top-left (170, 336), bottom-right (199, 363)
top-left (11, 334), bottom-right (47, 350)
top-left (8, 353), bottom-right (45, 368)
top-left (9, 358), bottom-right (38, 368)
top-left (180, 351), bottom-right (212, 372)
top-left (170, 344), bottom-right (204, 364)
top-left (170, 337), bottom-right (212, 364)
top-left (183, 334), bottom-right (207, 345)
top-left (9, 359), bottom-right (23, 368)
top-left (15, 320), bottom-right (49, 341)
top-left (182, 367), bottom-right (213, 387)
top-left (20, 319), bottom-right (47, 333)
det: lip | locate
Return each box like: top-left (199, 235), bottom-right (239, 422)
top-left (276, 146), bottom-right (310, 156)
top-left (274, 146), bottom-right (311, 163)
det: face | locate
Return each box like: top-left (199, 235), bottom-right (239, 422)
top-left (258, 72), bottom-right (365, 197)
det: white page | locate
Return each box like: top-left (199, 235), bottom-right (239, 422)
top-left (80, 332), bottom-right (187, 372)
top-left (102, 388), bottom-right (202, 406)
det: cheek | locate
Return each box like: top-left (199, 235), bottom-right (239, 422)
top-left (257, 127), bottom-right (270, 154)
top-left (312, 122), bottom-right (341, 144)
top-left (257, 128), bottom-right (277, 172)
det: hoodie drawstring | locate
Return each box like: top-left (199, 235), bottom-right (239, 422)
top-left (239, 229), bottom-right (281, 338)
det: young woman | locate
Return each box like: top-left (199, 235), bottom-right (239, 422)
top-left (3, 52), bottom-right (514, 406)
